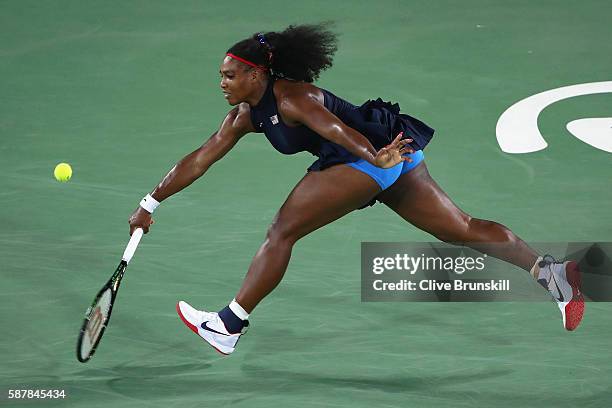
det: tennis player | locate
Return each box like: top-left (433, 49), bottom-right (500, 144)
top-left (128, 24), bottom-right (584, 355)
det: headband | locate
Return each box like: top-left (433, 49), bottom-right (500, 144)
top-left (225, 33), bottom-right (273, 71)
top-left (225, 53), bottom-right (268, 71)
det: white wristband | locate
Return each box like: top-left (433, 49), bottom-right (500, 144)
top-left (139, 194), bottom-right (160, 213)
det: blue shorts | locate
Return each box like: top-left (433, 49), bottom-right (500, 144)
top-left (347, 150), bottom-right (424, 190)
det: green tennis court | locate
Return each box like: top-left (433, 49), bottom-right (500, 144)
top-left (1, 1), bottom-right (611, 406)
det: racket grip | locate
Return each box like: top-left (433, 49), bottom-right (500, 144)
top-left (122, 228), bottom-right (143, 264)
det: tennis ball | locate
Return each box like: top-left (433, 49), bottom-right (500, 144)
top-left (54, 163), bottom-right (72, 182)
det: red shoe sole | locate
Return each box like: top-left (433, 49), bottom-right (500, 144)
top-left (564, 262), bottom-right (585, 331)
top-left (175, 303), bottom-right (229, 356)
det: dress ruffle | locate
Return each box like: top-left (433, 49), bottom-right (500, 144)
top-left (356, 98), bottom-right (435, 151)
top-left (308, 96), bottom-right (435, 172)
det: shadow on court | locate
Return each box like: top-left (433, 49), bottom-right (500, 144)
top-left (5, 363), bottom-right (608, 408)
top-left (240, 364), bottom-right (514, 393)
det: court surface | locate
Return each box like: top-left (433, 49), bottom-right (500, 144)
top-left (1, 1), bottom-right (611, 407)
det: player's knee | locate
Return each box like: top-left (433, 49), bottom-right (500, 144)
top-left (489, 221), bottom-right (515, 244)
top-left (466, 218), bottom-right (515, 244)
top-left (432, 214), bottom-right (472, 243)
top-left (265, 219), bottom-right (299, 247)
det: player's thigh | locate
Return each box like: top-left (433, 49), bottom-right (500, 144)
top-left (376, 162), bottom-right (470, 236)
top-left (271, 164), bottom-right (381, 241)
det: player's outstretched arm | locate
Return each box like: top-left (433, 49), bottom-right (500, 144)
top-left (128, 104), bottom-right (254, 234)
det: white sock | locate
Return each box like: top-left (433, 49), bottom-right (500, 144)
top-left (229, 298), bottom-right (250, 320)
top-left (530, 256), bottom-right (544, 279)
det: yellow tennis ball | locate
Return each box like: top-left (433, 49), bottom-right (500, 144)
top-left (54, 163), bottom-right (72, 182)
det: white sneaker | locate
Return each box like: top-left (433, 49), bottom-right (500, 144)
top-left (537, 256), bottom-right (585, 331)
top-left (176, 301), bottom-right (248, 355)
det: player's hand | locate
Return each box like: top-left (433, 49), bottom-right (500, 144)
top-left (128, 206), bottom-right (155, 235)
top-left (373, 132), bottom-right (415, 168)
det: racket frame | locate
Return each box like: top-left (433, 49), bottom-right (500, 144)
top-left (76, 260), bottom-right (127, 362)
top-left (76, 228), bottom-right (143, 363)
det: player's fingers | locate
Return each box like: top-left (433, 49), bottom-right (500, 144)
top-left (399, 146), bottom-right (415, 154)
top-left (391, 132), bottom-right (403, 145)
top-left (403, 156), bottom-right (413, 163)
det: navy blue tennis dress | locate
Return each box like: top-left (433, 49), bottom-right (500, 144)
top-left (249, 79), bottom-right (435, 195)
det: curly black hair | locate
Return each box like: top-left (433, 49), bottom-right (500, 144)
top-left (226, 23), bottom-right (338, 83)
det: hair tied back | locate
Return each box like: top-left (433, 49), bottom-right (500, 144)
top-left (257, 33), bottom-right (273, 66)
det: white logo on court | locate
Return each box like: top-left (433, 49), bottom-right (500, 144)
top-left (496, 81), bottom-right (612, 153)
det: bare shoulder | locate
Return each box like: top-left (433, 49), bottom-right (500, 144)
top-left (222, 102), bottom-right (256, 134)
top-left (274, 79), bottom-right (324, 106)
top-left (273, 80), bottom-right (325, 126)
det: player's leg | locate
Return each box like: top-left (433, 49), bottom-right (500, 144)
top-left (377, 161), bottom-right (538, 271)
top-left (235, 164), bottom-right (381, 312)
top-left (177, 164), bottom-right (382, 353)
top-left (377, 161), bottom-right (584, 330)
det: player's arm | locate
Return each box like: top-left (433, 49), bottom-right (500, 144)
top-left (150, 104), bottom-right (253, 201)
top-left (281, 89), bottom-right (413, 168)
top-left (129, 104), bottom-right (254, 234)
top-left (280, 92), bottom-right (378, 164)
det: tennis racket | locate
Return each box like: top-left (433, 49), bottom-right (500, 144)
top-left (76, 228), bottom-right (144, 363)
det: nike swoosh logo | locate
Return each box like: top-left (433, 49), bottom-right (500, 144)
top-left (550, 274), bottom-right (565, 302)
top-left (201, 322), bottom-right (229, 336)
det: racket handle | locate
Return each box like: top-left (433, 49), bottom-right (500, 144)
top-left (122, 228), bottom-right (143, 264)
